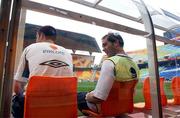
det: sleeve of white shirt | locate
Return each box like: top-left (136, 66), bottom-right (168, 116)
top-left (92, 60), bottom-right (115, 100)
top-left (14, 48), bottom-right (28, 83)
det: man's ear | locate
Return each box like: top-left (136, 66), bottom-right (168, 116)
top-left (39, 33), bottom-right (45, 41)
top-left (114, 40), bottom-right (119, 47)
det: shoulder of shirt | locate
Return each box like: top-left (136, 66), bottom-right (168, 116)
top-left (57, 45), bottom-right (66, 50)
top-left (105, 54), bottom-right (130, 61)
top-left (26, 42), bottom-right (41, 47)
top-left (23, 42), bottom-right (49, 51)
top-left (103, 59), bottom-right (114, 65)
top-left (24, 43), bottom-right (36, 49)
top-left (105, 54), bottom-right (132, 65)
top-left (101, 60), bottom-right (115, 69)
top-left (26, 42), bottom-right (63, 48)
top-left (24, 43), bottom-right (69, 53)
top-left (115, 54), bottom-right (132, 59)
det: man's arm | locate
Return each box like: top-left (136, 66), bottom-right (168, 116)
top-left (85, 92), bottom-right (103, 104)
top-left (86, 60), bottom-right (115, 104)
top-left (13, 48), bottom-right (29, 95)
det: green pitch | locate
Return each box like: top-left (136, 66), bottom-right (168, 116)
top-left (78, 81), bottom-right (173, 103)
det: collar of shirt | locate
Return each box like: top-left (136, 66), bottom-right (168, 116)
top-left (116, 53), bottom-right (130, 58)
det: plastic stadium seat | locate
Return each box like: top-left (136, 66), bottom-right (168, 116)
top-left (143, 77), bottom-right (167, 109)
top-left (24, 76), bottom-right (77, 118)
top-left (171, 76), bottom-right (180, 105)
top-left (83, 79), bottom-right (138, 117)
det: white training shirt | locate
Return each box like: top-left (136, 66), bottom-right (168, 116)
top-left (87, 59), bottom-right (115, 112)
top-left (92, 60), bottom-right (115, 100)
top-left (14, 42), bottom-right (73, 82)
top-left (87, 54), bottom-right (130, 112)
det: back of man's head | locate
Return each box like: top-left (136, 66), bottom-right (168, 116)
top-left (38, 25), bottom-right (57, 41)
top-left (102, 32), bottom-right (124, 47)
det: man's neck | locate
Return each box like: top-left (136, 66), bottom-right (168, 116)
top-left (117, 49), bottom-right (126, 55)
top-left (41, 39), bottom-right (54, 43)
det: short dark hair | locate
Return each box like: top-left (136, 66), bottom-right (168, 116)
top-left (102, 32), bottom-right (124, 47)
top-left (38, 25), bottom-right (56, 37)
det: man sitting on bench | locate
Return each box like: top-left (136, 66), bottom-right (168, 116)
top-left (77, 32), bottom-right (140, 115)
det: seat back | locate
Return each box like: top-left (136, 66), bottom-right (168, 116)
top-left (171, 76), bottom-right (180, 105)
top-left (24, 76), bottom-right (77, 118)
top-left (100, 79), bottom-right (138, 116)
top-left (143, 77), bottom-right (167, 109)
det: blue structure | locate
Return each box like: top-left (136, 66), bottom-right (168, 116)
top-left (159, 60), bottom-right (180, 80)
top-left (163, 27), bottom-right (180, 40)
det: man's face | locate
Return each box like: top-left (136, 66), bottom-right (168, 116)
top-left (102, 37), bottom-right (117, 57)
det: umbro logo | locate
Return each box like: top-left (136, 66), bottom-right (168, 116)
top-left (40, 60), bottom-right (69, 68)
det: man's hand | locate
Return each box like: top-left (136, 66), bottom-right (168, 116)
top-left (13, 80), bottom-right (26, 95)
top-left (85, 92), bottom-right (103, 104)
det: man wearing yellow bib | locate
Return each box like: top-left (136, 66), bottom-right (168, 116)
top-left (78, 32), bottom-right (140, 115)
